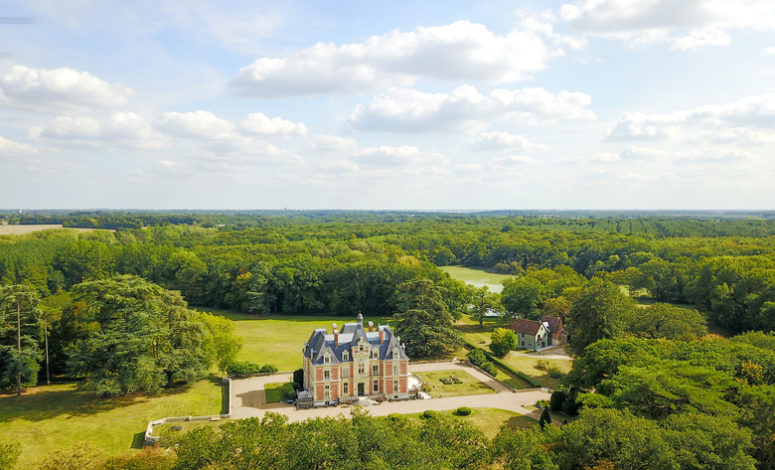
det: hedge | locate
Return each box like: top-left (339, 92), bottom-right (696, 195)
top-left (463, 340), bottom-right (542, 388)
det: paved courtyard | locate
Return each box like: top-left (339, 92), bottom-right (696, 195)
top-left (230, 361), bottom-right (550, 422)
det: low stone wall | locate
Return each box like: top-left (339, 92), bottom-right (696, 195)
top-left (143, 377), bottom-right (232, 447)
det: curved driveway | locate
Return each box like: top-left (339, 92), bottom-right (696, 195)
top-left (230, 362), bottom-right (550, 422)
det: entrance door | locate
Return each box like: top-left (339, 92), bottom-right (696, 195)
top-left (357, 382), bottom-right (365, 396)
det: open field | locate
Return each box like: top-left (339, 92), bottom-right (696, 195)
top-left (0, 378), bottom-right (223, 466)
top-left (440, 266), bottom-right (515, 293)
top-left (415, 369), bottom-right (497, 398)
top-left (0, 224), bottom-right (112, 235)
top-left (198, 308), bottom-right (392, 371)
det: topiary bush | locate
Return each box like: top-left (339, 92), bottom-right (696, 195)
top-left (455, 407), bottom-right (472, 416)
top-left (548, 367), bottom-right (563, 379)
top-left (550, 390), bottom-right (566, 412)
top-left (421, 410), bottom-right (439, 420)
top-left (293, 368), bottom-right (304, 389)
top-left (468, 348), bottom-right (487, 367)
top-left (480, 361), bottom-right (497, 377)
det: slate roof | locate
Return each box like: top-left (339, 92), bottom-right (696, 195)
top-left (303, 316), bottom-right (409, 365)
top-left (511, 319), bottom-right (544, 336)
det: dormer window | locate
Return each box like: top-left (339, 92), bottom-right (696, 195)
top-left (324, 354), bottom-right (331, 364)
top-left (342, 351), bottom-right (349, 361)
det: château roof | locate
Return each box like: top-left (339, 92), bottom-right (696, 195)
top-left (303, 315), bottom-right (408, 365)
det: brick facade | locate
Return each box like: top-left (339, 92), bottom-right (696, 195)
top-left (302, 314), bottom-right (410, 406)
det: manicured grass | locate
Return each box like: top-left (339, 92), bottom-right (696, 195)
top-left (197, 308), bottom-right (392, 372)
top-left (0, 378), bottom-right (223, 466)
top-left (499, 354), bottom-right (573, 389)
top-left (456, 314), bottom-right (514, 348)
top-left (414, 369), bottom-right (497, 398)
top-left (264, 382), bottom-right (296, 403)
top-left (402, 407), bottom-right (536, 439)
top-left (440, 266), bottom-right (516, 293)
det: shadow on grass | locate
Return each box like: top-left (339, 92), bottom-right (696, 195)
top-left (0, 376), bottom-right (222, 424)
top-left (504, 414), bottom-right (539, 431)
top-left (131, 432), bottom-right (145, 449)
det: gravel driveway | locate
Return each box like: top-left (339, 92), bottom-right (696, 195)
top-left (230, 362), bottom-right (549, 422)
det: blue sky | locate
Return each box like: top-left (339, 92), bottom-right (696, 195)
top-left (1, 0), bottom-right (774, 209)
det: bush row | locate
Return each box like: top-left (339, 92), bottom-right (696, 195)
top-left (226, 361), bottom-right (278, 378)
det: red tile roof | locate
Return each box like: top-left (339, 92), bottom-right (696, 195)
top-left (511, 319), bottom-right (543, 335)
top-left (541, 316), bottom-right (564, 338)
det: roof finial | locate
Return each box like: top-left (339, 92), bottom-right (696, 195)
top-left (357, 312), bottom-right (363, 325)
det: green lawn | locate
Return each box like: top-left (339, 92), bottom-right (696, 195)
top-left (0, 378), bottom-right (223, 466)
top-left (456, 314), bottom-right (513, 348)
top-left (264, 382), bottom-right (296, 403)
top-left (440, 266), bottom-right (516, 293)
top-left (414, 369), bottom-right (497, 398)
top-left (197, 308), bottom-right (392, 372)
top-left (403, 407), bottom-right (536, 439)
top-left (499, 354), bottom-right (573, 389)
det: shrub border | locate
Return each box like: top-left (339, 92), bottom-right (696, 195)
top-left (463, 340), bottom-right (543, 388)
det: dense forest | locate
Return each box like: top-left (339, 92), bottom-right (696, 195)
top-left (3, 211), bottom-right (775, 332)
top-left (2, 212), bottom-right (775, 469)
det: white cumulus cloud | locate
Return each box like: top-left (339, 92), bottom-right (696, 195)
top-left (606, 95), bottom-right (775, 143)
top-left (231, 20), bottom-right (554, 96)
top-left (350, 85), bottom-right (594, 132)
top-left (158, 110), bottom-right (236, 140)
top-left (560, 0), bottom-right (775, 49)
top-left (29, 113), bottom-right (164, 149)
top-left (241, 112), bottom-right (307, 136)
top-left (0, 65), bottom-right (133, 112)
top-left (470, 131), bottom-right (548, 152)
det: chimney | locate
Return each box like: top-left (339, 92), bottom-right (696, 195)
top-left (334, 328), bottom-right (339, 347)
top-left (379, 328), bottom-right (384, 344)
top-left (368, 321), bottom-right (374, 332)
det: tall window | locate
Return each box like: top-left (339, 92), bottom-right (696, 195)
top-left (358, 363), bottom-right (364, 374)
top-left (324, 385), bottom-right (330, 398)
top-left (324, 370), bottom-right (330, 380)
top-left (373, 380), bottom-right (379, 392)
top-left (372, 364), bottom-right (379, 375)
top-left (394, 380), bottom-right (399, 392)
top-left (343, 382), bottom-right (349, 394)
top-left (342, 367), bottom-right (350, 378)
top-left (342, 351), bottom-right (349, 361)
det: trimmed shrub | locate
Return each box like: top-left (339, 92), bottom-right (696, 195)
top-left (550, 390), bottom-right (566, 412)
top-left (227, 361), bottom-right (277, 378)
top-left (293, 368), bottom-right (304, 389)
top-left (548, 367), bottom-right (563, 379)
top-left (455, 407), bottom-right (472, 416)
top-left (421, 410), bottom-right (439, 420)
top-left (468, 348), bottom-right (487, 367)
top-left (480, 361), bottom-right (497, 377)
